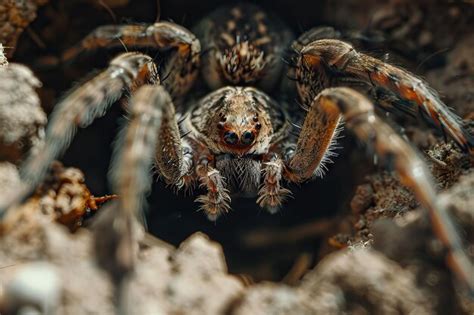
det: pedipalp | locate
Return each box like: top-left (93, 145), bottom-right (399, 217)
top-left (257, 154), bottom-right (292, 213)
top-left (195, 159), bottom-right (231, 221)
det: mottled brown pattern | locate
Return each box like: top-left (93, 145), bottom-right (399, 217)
top-left (194, 3), bottom-right (293, 91)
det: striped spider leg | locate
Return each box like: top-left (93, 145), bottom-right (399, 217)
top-left (62, 21), bottom-right (201, 98)
top-left (284, 35), bottom-right (474, 293)
top-left (292, 38), bottom-right (474, 153)
top-left (93, 84), bottom-right (194, 312)
top-left (0, 21), bottom-right (201, 216)
top-left (0, 52), bottom-right (158, 215)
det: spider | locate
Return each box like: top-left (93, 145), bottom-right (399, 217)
top-left (1, 3), bottom-right (473, 293)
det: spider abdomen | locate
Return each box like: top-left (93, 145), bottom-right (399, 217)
top-left (194, 3), bottom-right (294, 91)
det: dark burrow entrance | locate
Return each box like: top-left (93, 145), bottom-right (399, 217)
top-left (11, 0), bottom-right (389, 282)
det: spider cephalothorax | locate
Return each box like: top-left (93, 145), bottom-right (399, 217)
top-left (187, 86), bottom-right (286, 156)
top-left (183, 86), bottom-right (289, 196)
top-left (1, 2), bottom-right (473, 295)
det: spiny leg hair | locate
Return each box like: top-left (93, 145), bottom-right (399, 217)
top-left (287, 86), bottom-right (474, 293)
top-left (195, 160), bottom-right (231, 221)
top-left (294, 38), bottom-right (474, 154)
top-left (257, 154), bottom-right (292, 213)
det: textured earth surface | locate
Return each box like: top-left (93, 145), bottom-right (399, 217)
top-left (0, 1), bottom-right (473, 314)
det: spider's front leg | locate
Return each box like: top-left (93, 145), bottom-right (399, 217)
top-left (94, 85), bottom-right (165, 285)
top-left (293, 38), bottom-right (474, 154)
top-left (94, 85), bottom-right (191, 313)
top-left (109, 85), bottom-right (191, 223)
top-left (154, 102), bottom-right (193, 189)
top-left (0, 52), bottom-right (159, 216)
top-left (284, 87), bottom-right (474, 294)
top-left (95, 84), bottom-right (194, 311)
top-left (63, 21), bottom-right (201, 98)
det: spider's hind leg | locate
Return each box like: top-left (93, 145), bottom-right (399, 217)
top-left (62, 22), bottom-right (201, 98)
top-left (286, 87), bottom-right (474, 294)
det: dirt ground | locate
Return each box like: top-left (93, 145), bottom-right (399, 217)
top-left (0, 0), bottom-right (473, 314)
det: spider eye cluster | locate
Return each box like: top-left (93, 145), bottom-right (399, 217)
top-left (222, 130), bottom-right (256, 146)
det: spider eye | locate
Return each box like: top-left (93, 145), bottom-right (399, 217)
top-left (240, 131), bottom-right (255, 145)
top-left (223, 131), bottom-right (239, 145)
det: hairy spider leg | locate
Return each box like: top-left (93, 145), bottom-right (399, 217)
top-left (94, 83), bottom-right (198, 313)
top-left (295, 39), bottom-right (474, 154)
top-left (1, 21), bottom-right (202, 217)
top-left (154, 95), bottom-right (194, 188)
top-left (284, 94), bottom-right (343, 183)
top-left (257, 154), bottom-right (292, 212)
top-left (62, 21), bottom-right (201, 98)
top-left (286, 87), bottom-right (474, 294)
top-left (94, 85), bottom-right (182, 289)
top-left (0, 52), bottom-right (158, 217)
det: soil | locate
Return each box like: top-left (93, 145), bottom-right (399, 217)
top-left (0, 1), bottom-right (473, 314)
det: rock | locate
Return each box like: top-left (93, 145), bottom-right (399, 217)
top-left (0, 162), bottom-right (22, 206)
top-left (301, 249), bottom-right (434, 315)
top-left (1, 262), bottom-right (61, 315)
top-left (127, 233), bottom-right (244, 315)
top-left (0, 60), bottom-right (46, 164)
top-left (231, 283), bottom-right (314, 315)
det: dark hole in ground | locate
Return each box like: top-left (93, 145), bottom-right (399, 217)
top-left (60, 100), bottom-right (361, 281)
top-left (12, 0), bottom-right (373, 281)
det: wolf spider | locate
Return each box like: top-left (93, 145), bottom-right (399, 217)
top-left (1, 3), bottom-right (473, 293)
